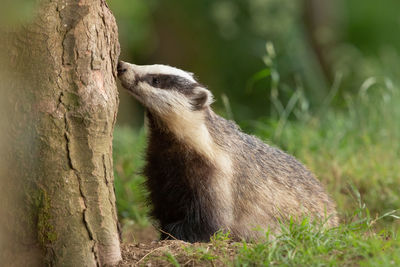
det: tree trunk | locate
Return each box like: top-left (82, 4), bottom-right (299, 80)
top-left (0, 0), bottom-right (121, 266)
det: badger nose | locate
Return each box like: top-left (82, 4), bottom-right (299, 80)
top-left (117, 61), bottom-right (128, 76)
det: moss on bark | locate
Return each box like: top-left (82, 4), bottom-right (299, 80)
top-left (35, 189), bottom-right (58, 248)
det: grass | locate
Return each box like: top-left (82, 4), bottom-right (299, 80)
top-left (121, 212), bottom-right (400, 266)
top-left (113, 126), bottom-right (149, 226)
top-left (113, 72), bottom-right (400, 265)
top-left (234, 229), bottom-right (398, 266)
top-left (233, 209), bottom-right (400, 266)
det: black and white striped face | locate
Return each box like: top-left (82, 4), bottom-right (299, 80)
top-left (117, 61), bottom-right (214, 114)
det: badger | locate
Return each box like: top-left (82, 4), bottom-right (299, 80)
top-left (117, 61), bottom-right (339, 242)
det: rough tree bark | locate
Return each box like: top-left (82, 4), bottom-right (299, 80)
top-left (0, 0), bottom-right (121, 266)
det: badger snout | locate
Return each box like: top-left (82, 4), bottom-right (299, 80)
top-left (117, 61), bottom-right (142, 100)
top-left (117, 61), bottom-right (137, 90)
top-left (117, 61), bottom-right (128, 76)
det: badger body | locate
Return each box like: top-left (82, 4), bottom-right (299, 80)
top-left (117, 61), bottom-right (339, 242)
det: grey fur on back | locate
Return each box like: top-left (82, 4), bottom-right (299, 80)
top-left (205, 110), bottom-right (338, 238)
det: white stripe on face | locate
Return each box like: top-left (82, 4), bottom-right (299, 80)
top-left (126, 63), bottom-right (196, 83)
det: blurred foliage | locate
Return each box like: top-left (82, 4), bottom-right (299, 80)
top-left (113, 127), bottom-right (149, 226)
top-left (110, 0), bottom-right (323, 121)
top-left (109, 0), bottom-right (400, 123)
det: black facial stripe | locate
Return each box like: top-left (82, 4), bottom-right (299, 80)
top-left (138, 74), bottom-right (200, 93)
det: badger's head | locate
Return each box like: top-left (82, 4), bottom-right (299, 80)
top-left (117, 61), bottom-right (214, 117)
top-left (117, 61), bottom-right (226, 164)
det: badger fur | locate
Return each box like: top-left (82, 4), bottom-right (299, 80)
top-left (117, 61), bottom-right (339, 242)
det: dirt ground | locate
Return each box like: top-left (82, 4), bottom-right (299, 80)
top-left (118, 240), bottom-right (238, 267)
top-left (117, 222), bottom-right (238, 266)
top-left (117, 223), bottom-right (238, 267)
top-left (118, 240), bottom-right (189, 266)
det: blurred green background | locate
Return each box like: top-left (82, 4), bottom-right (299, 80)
top-left (109, 0), bottom-right (400, 237)
top-left (111, 0), bottom-right (400, 125)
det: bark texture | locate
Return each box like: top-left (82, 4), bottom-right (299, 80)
top-left (0, 0), bottom-right (121, 266)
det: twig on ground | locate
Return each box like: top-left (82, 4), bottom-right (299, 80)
top-left (135, 244), bottom-right (173, 266)
top-left (158, 228), bottom-right (179, 240)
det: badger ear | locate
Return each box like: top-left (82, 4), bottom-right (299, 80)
top-left (190, 87), bottom-right (214, 110)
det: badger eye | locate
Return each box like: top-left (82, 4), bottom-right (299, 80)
top-left (152, 77), bottom-right (160, 86)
